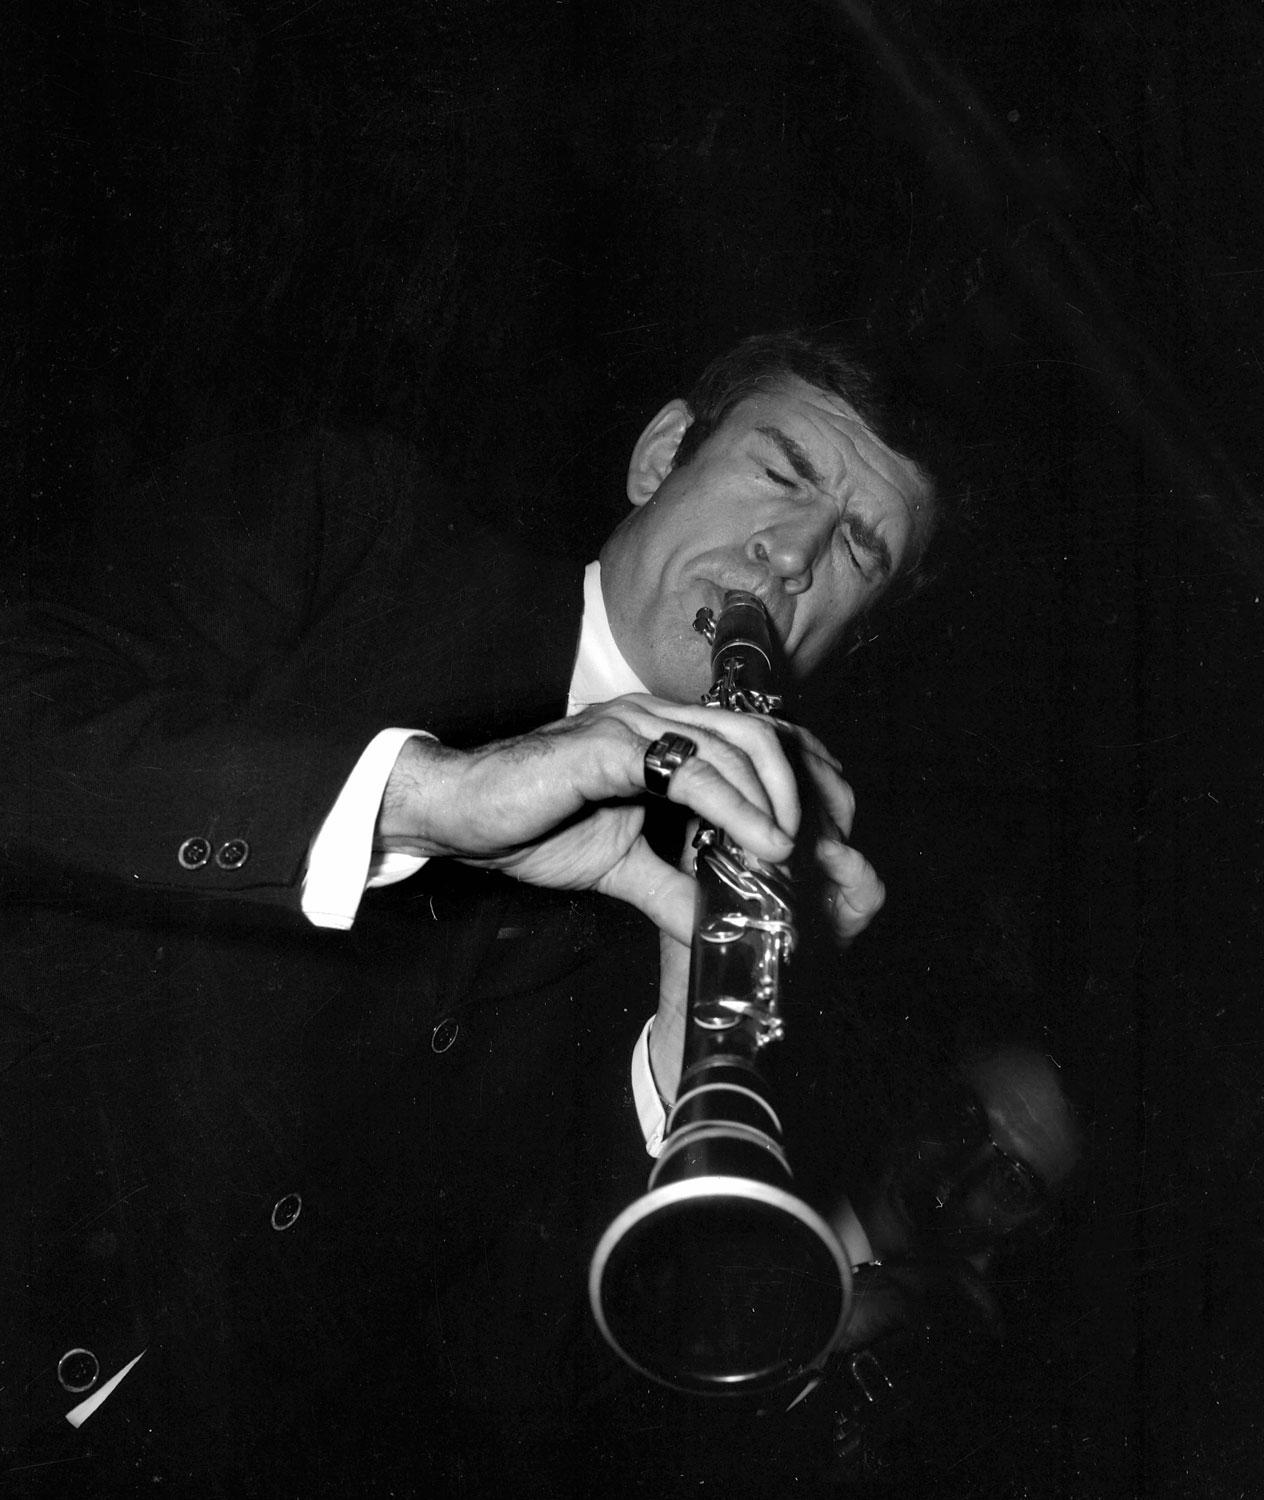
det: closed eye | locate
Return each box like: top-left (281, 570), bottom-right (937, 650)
top-left (835, 526), bottom-right (865, 575)
top-left (755, 426), bottom-right (826, 488)
top-left (840, 518), bottom-right (892, 582)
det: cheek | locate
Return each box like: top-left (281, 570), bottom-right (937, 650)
top-left (795, 591), bottom-right (856, 669)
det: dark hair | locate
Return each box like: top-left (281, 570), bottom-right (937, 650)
top-left (673, 330), bottom-right (949, 586)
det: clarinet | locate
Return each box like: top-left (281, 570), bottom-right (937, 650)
top-left (588, 590), bottom-right (852, 1396)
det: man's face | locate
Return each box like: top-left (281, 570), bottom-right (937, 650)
top-left (886, 1050), bottom-right (1080, 1256)
top-left (600, 376), bottom-right (932, 702)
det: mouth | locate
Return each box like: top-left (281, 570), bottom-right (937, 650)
top-left (697, 580), bottom-right (792, 649)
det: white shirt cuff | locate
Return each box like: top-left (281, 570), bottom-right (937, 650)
top-left (631, 1016), bottom-right (668, 1157)
top-left (301, 728), bottom-right (432, 930)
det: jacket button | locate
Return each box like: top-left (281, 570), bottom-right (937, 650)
top-left (57, 1347), bottom-right (100, 1394)
top-left (177, 837), bottom-right (211, 870)
top-left (270, 1192), bottom-right (303, 1231)
top-left (215, 838), bottom-right (250, 870)
top-left (431, 1018), bottom-right (459, 1054)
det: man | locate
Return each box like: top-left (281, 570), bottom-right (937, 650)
top-left (791, 1045), bottom-right (1083, 1489)
top-left (1, 333), bottom-right (936, 1494)
top-left (373, 340), bottom-right (932, 1106)
top-left (853, 1044), bottom-right (1082, 1267)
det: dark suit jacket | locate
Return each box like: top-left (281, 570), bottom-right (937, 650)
top-left (1, 430), bottom-right (657, 1496)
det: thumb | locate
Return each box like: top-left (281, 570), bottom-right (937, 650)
top-left (598, 839), bottom-right (698, 945)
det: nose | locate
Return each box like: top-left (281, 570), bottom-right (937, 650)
top-left (745, 509), bottom-right (832, 595)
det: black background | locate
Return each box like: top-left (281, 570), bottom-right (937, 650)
top-left (10, 2), bottom-right (1264, 1495)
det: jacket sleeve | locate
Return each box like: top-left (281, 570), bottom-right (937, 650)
top-left (1, 428), bottom-right (453, 918)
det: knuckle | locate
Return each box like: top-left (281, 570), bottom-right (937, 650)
top-left (725, 709), bottom-right (773, 747)
top-left (664, 754), bottom-right (707, 800)
top-left (703, 733), bottom-right (754, 780)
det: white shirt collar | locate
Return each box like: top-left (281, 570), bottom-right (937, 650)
top-left (567, 561), bottom-right (648, 714)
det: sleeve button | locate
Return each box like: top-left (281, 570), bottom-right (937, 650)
top-left (177, 837), bottom-right (211, 870)
top-left (215, 839), bottom-right (250, 870)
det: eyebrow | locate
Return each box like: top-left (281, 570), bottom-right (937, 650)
top-left (755, 424), bottom-right (895, 580)
top-left (755, 425), bottom-right (825, 488)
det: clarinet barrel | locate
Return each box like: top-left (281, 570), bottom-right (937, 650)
top-left (588, 591), bottom-right (851, 1396)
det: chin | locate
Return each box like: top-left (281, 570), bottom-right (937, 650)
top-left (657, 666), bottom-right (710, 706)
top-left (658, 669), bottom-right (710, 706)
top-left (652, 632), bottom-right (712, 704)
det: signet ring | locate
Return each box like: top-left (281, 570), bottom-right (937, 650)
top-left (643, 733), bottom-right (698, 797)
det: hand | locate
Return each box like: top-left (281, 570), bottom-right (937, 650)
top-left (647, 728), bottom-right (883, 1103)
top-left (376, 694), bottom-right (801, 944)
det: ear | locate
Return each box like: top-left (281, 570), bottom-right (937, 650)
top-left (626, 399), bottom-right (693, 507)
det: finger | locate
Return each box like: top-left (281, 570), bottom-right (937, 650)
top-left (557, 700), bottom-right (796, 858)
top-left (818, 839), bottom-right (886, 943)
top-left (597, 838), bottom-right (699, 945)
top-left (659, 721), bottom-right (779, 821)
top-left (631, 700), bottom-right (802, 837)
top-left (584, 695), bottom-right (803, 847)
top-left (565, 700), bottom-right (777, 824)
top-left (799, 753), bottom-right (857, 839)
top-left (773, 720), bottom-right (843, 775)
top-left (664, 753), bottom-right (796, 864)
